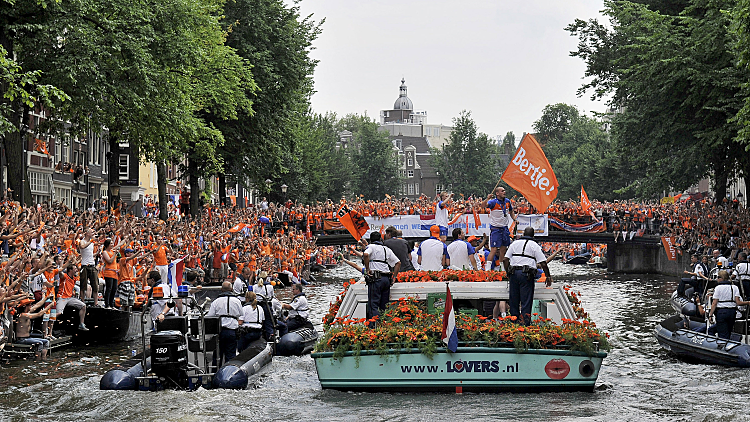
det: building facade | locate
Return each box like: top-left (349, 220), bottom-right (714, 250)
top-left (378, 79), bottom-right (452, 199)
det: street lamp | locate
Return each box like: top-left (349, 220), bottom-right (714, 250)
top-left (265, 179), bottom-right (272, 190)
top-left (110, 183), bottom-right (120, 211)
top-left (281, 183), bottom-right (288, 203)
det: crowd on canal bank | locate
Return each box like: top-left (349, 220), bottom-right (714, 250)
top-left (0, 188), bottom-right (747, 361)
top-left (0, 196), bottom-right (348, 361)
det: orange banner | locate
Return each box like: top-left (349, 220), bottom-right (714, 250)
top-left (336, 205), bottom-right (370, 240)
top-left (228, 223), bottom-right (246, 233)
top-left (661, 236), bottom-right (677, 261)
top-left (324, 219), bottom-right (345, 231)
top-left (501, 134), bottom-right (559, 212)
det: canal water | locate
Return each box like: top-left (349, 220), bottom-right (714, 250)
top-left (1, 262), bottom-right (748, 421)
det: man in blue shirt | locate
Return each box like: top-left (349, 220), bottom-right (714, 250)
top-left (481, 187), bottom-right (516, 271)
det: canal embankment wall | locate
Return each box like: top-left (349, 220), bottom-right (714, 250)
top-left (607, 242), bottom-right (689, 277)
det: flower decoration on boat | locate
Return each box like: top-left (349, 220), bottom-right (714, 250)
top-left (395, 269), bottom-right (507, 283)
top-left (317, 295), bottom-right (610, 360)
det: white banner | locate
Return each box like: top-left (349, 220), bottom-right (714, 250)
top-left (514, 214), bottom-right (548, 237)
top-left (364, 214), bottom-right (491, 238)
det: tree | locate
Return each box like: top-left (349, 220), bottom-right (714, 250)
top-left (338, 114), bottom-right (400, 200)
top-left (430, 110), bottom-right (499, 197)
top-left (500, 131), bottom-right (516, 156)
top-left (213, 0), bottom-right (321, 204)
top-left (16, 0), bottom-right (253, 215)
top-left (567, 0), bottom-right (748, 199)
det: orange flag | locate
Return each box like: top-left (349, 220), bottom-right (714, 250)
top-left (501, 134), bottom-right (559, 212)
top-left (337, 204), bottom-right (369, 241)
top-left (580, 186), bottom-right (593, 214)
top-left (228, 223), bottom-right (246, 233)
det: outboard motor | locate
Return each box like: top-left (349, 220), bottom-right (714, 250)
top-left (150, 330), bottom-right (188, 388)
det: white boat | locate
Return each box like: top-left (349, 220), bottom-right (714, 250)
top-left (312, 280), bottom-right (608, 393)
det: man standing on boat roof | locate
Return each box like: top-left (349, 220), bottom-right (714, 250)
top-left (503, 227), bottom-right (552, 325)
top-left (434, 191), bottom-right (453, 242)
top-left (207, 281), bottom-right (243, 366)
top-left (482, 187), bottom-right (516, 271)
top-left (363, 231), bottom-right (401, 327)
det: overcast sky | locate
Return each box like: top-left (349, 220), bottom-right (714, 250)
top-left (295, 0), bottom-right (609, 139)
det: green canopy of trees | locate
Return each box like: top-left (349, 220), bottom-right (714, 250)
top-left (567, 0), bottom-right (750, 199)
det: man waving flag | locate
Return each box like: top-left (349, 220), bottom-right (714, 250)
top-left (441, 284), bottom-right (458, 352)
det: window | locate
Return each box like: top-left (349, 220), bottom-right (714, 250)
top-left (401, 184), bottom-right (407, 195)
top-left (54, 139), bottom-right (61, 163)
top-left (102, 141), bottom-right (109, 173)
top-left (62, 143), bottom-right (69, 163)
top-left (414, 183), bottom-right (419, 195)
top-left (434, 128), bottom-right (440, 137)
top-left (29, 172), bottom-right (48, 193)
top-left (407, 158), bottom-right (413, 167)
top-left (54, 187), bottom-right (72, 208)
top-left (393, 139), bottom-right (402, 149)
top-left (408, 184), bottom-right (415, 195)
top-left (407, 170), bottom-right (414, 178)
top-left (73, 150), bottom-right (78, 166)
top-left (436, 184), bottom-right (444, 194)
top-left (119, 154), bottom-right (129, 180)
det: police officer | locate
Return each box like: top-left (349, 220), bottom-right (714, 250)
top-left (732, 252), bottom-right (750, 299)
top-left (677, 254), bottom-right (708, 297)
top-left (363, 232), bottom-right (401, 327)
top-left (709, 270), bottom-right (750, 339)
top-left (207, 281), bottom-right (243, 366)
top-left (503, 227), bottom-right (552, 325)
top-left (281, 284), bottom-right (309, 332)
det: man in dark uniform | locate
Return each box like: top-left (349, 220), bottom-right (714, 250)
top-left (502, 227), bottom-right (552, 325)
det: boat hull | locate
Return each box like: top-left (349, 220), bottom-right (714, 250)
top-left (564, 253), bottom-right (591, 265)
top-left (312, 347), bottom-right (606, 393)
top-left (655, 314), bottom-right (750, 367)
top-left (57, 307), bottom-right (145, 344)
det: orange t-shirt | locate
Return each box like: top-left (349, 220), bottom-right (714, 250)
top-left (153, 245), bottom-right (168, 266)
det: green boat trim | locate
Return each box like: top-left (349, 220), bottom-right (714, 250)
top-left (312, 347), bottom-right (608, 359)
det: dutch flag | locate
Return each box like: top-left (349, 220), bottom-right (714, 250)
top-left (441, 284), bottom-right (458, 353)
top-left (419, 214), bottom-right (437, 231)
top-left (167, 256), bottom-right (187, 296)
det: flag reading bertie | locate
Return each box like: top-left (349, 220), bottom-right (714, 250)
top-left (336, 204), bottom-right (369, 241)
top-left (501, 134), bottom-right (559, 212)
top-left (441, 284), bottom-right (458, 353)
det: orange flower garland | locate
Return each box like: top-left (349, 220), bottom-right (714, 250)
top-left (395, 269), bottom-right (507, 283)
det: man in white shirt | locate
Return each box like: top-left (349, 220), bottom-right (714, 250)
top-left (447, 228), bottom-right (478, 270)
top-left (78, 229), bottom-right (99, 305)
top-left (503, 227), bottom-right (551, 325)
top-left (281, 284), bottom-right (310, 332)
top-left (435, 192), bottom-right (453, 242)
top-left (677, 254), bottom-right (708, 297)
top-left (233, 267), bottom-right (251, 296)
top-left (418, 226), bottom-right (450, 271)
top-left (149, 271), bottom-right (177, 329)
top-left (713, 249), bottom-right (729, 269)
top-left (207, 281), bottom-right (243, 366)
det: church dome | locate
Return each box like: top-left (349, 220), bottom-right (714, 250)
top-left (393, 78), bottom-right (413, 110)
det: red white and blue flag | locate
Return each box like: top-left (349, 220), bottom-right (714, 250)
top-left (441, 284), bottom-right (458, 352)
top-left (167, 256), bottom-right (187, 294)
top-left (419, 214), bottom-right (437, 231)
